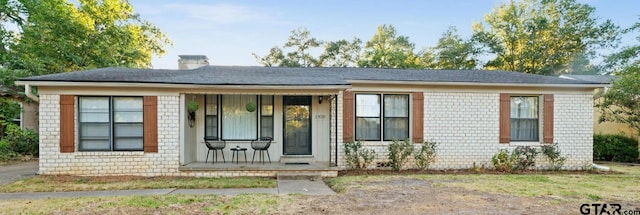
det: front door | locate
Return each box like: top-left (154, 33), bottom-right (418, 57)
top-left (283, 96), bottom-right (312, 155)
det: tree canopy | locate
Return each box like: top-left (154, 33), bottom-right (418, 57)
top-left (421, 26), bottom-right (479, 70)
top-left (1, 0), bottom-right (171, 76)
top-left (472, 0), bottom-right (619, 75)
top-left (358, 24), bottom-right (422, 69)
top-left (252, 27), bottom-right (322, 67)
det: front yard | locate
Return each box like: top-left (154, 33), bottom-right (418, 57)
top-left (0, 163), bottom-right (638, 214)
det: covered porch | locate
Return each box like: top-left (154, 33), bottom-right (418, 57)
top-left (178, 90), bottom-right (343, 171)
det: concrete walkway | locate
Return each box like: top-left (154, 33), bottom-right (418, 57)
top-left (0, 179), bottom-right (335, 200)
top-left (0, 161), bottom-right (38, 185)
top-left (0, 161), bottom-right (335, 200)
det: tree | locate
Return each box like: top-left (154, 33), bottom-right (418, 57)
top-left (472, 0), bottom-right (618, 75)
top-left (9, 0), bottom-right (171, 75)
top-left (422, 26), bottom-right (479, 70)
top-left (597, 66), bottom-right (640, 137)
top-left (598, 18), bottom-right (640, 136)
top-left (358, 24), bottom-right (422, 69)
top-left (253, 27), bottom-right (322, 67)
top-left (318, 38), bottom-right (362, 67)
top-left (604, 18), bottom-right (640, 75)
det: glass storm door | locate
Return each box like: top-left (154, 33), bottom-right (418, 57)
top-left (283, 96), bottom-right (312, 155)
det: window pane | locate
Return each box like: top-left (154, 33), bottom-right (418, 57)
top-left (261, 95), bottom-right (273, 116)
top-left (510, 118), bottom-right (539, 141)
top-left (356, 118), bottom-right (380, 140)
top-left (80, 97), bottom-right (109, 122)
top-left (81, 113), bottom-right (110, 122)
top-left (510, 97), bottom-right (538, 118)
top-left (205, 115), bottom-right (218, 139)
top-left (80, 123), bottom-right (110, 139)
top-left (384, 118), bottom-right (408, 140)
top-left (114, 112), bottom-right (143, 123)
top-left (114, 124), bottom-right (143, 137)
top-left (206, 95), bottom-right (217, 115)
top-left (356, 94), bottom-right (380, 117)
top-left (384, 95), bottom-right (408, 117)
top-left (80, 140), bottom-right (110, 150)
top-left (222, 95), bottom-right (257, 139)
top-left (113, 97), bottom-right (143, 111)
top-left (261, 116), bottom-right (273, 138)
top-left (114, 138), bottom-right (143, 150)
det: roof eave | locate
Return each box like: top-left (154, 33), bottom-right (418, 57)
top-left (346, 80), bottom-right (607, 89)
top-left (14, 81), bottom-right (351, 90)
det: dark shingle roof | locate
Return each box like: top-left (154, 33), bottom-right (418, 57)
top-left (559, 75), bottom-right (615, 84)
top-left (19, 66), bottom-right (601, 86)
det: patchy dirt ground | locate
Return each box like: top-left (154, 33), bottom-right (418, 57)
top-left (288, 179), bottom-right (569, 215)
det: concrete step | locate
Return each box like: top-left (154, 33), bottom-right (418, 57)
top-left (280, 155), bottom-right (315, 164)
top-left (277, 172), bottom-right (322, 181)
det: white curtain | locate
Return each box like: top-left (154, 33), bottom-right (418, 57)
top-left (384, 95), bottom-right (409, 140)
top-left (356, 94), bottom-right (381, 140)
top-left (222, 95), bottom-right (257, 139)
top-left (510, 97), bottom-right (539, 141)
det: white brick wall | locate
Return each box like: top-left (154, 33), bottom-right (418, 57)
top-left (38, 95), bottom-right (182, 176)
top-left (337, 91), bottom-right (594, 170)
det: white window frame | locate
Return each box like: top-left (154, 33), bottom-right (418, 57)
top-left (204, 94), bottom-right (274, 141)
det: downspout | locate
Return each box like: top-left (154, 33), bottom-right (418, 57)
top-left (24, 84), bottom-right (39, 102)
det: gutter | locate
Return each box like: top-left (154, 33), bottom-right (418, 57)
top-left (15, 81), bottom-right (351, 90)
top-left (346, 80), bottom-right (609, 89)
top-left (24, 84), bottom-right (39, 102)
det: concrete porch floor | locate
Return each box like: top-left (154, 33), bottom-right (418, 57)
top-left (178, 161), bottom-right (339, 172)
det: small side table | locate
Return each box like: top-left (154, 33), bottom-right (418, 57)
top-left (230, 147), bottom-right (247, 164)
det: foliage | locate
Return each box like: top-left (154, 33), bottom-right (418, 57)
top-left (421, 26), bottom-right (479, 69)
top-left (0, 97), bottom-right (21, 123)
top-left (472, 0), bottom-right (619, 75)
top-left (596, 66), bottom-right (640, 137)
top-left (604, 18), bottom-right (640, 74)
top-left (318, 38), bottom-right (362, 67)
top-left (414, 140), bottom-right (437, 170)
top-left (3, 0), bottom-right (171, 75)
top-left (0, 122), bottom-right (38, 157)
top-left (343, 140), bottom-right (376, 169)
top-left (512, 146), bottom-right (539, 170)
top-left (253, 27), bottom-right (323, 67)
top-left (387, 139), bottom-right (415, 171)
top-left (492, 149), bottom-right (516, 172)
top-left (593, 134), bottom-right (639, 163)
top-left (358, 24), bottom-right (422, 69)
top-left (187, 100), bottom-right (199, 113)
top-left (541, 143), bottom-right (566, 170)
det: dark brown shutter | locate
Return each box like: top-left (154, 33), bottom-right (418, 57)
top-left (59, 95), bottom-right (75, 153)
top-left (412, 92), bottom-right (424, 143)
top-left (143, 96), bottom-right (158, 153)
top-left (543, 94), bottom-right (554, 144)
top-left (499, 93), bottom-right (510, 144)
top-left (343, 91), bottom-right (355, 142)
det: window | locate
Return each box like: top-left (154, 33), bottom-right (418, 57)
top-left (355, 94), bottom-right (409, 141)
top-left (205, 95), bottom-right (218, 139)
top-left (510, 96), bottom-right (539, 141)
top-left (260, 95), bottom-right (274, 138)
top-left (205, 94), bottom-right (274, 140)
top-left (79, 97), bottom-right (144, 151)
top-left (12, 103), bottom-right (22, 128)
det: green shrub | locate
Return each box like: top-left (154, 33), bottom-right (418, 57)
top-left (492, 149), bottom-right (516, 172)
top-left (512, 146), bottom-right (539, 170)
top-left (0, 122), bottom-right (39, 160)
top-left (593, 134), bottom-right (639, 163)
top-left (414, 140), bottom-right (437, 170)
top-left (344, 140), bottom-right (376, 169)
top-left (388, 139), bottom-right (415, 171)
top-left (541, 143), bottom-right (566, 170)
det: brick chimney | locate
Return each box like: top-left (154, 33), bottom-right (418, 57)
top-left (178, 55), bottom-right (209, 69)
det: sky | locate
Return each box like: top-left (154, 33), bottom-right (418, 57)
top-left (129, 0), bottom-right (640, 69)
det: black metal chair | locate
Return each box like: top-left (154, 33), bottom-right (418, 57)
top-left (251, 137), bottom-right (272, 164)
top-left (204, 139), bottom-right (226, 164)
